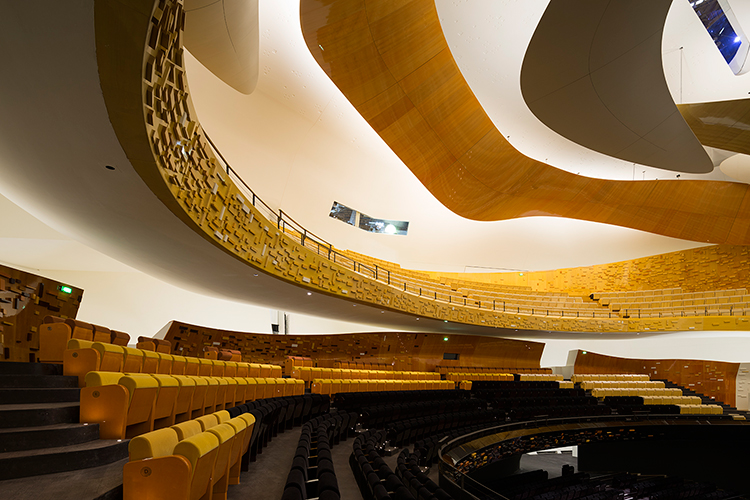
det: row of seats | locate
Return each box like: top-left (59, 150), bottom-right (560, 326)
top-left (591, 388), bottom-right (683, 398)
top-left (359, 399), bottom-right (488, 429)
top-left (446, 372), bottom-right (513, 382)
top-left (291, 367), bottom-right (439, 385)
top-left (334, 361), bottom-right (394, 371)
top-left (580, 380), bottom-right (665, 390)
top-left (351, 429), bottom-right (450, 500)
top-left (518, 373), bottom-right (564, 381)
top-left (63, 338), bottom-right (281, 387)
top-left (311, 379), bottom-right (454, 396)
top-left (334, 389), bottom-right (467, 411)
top-left (386, 409), bottom-right (503, 448)
top-left (436, 366), bottom-right (552, 375)
top-left (123, 393), bottom-right (331, 500)
top-left (572, 373), bottom-right (650, 383)
top-left (39, 315), bottom-right (131, 364)
top-left (678, 404), bottom-right (724, 415)
top-left (642, 395), bottom-right (702, 405)
top-left (282, 411), bottom-right (354, 500)
top-left (80, 371), bottom-right (303, 439)
top-left (124, 409), bottom-right (254, 500)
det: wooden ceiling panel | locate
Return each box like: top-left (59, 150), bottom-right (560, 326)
top-left (300, 0), bottom-right (750, 244)
top-left (366, 0), bottom-right (445, 81)
top-left (679, 100), bottom-right (750, 156)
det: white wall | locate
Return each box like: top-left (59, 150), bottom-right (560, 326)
top-left (523, 331), bottom-right (750, 368)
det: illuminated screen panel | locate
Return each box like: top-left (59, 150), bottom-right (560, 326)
top-left (689, 0), bottom-right (749, 74)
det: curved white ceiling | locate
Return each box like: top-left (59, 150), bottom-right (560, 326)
top-left (185, 0), bottom-right (708, 275)
top-left (434, 0), bottom-right (750, 182)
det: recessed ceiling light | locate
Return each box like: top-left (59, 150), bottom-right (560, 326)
top-left (307, 292), bottom-right (311, 296)
top-left (253, 274), bottom-right (258, 277)
top-left (105, 165), bottom-right (115, 170)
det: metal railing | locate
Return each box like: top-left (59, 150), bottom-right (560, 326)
top-left (203, 134), bottom-right (748, 322)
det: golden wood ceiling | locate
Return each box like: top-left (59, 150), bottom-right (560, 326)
top-left (300, 0), bottom-right (750, 245)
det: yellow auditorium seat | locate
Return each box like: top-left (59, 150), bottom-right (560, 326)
top-left (196, 413), bottom-right (220, 431)
top-left (223, 378), bottom-right (237, 409)
top-left (211, 360), bottom-right (226, 378)
top-left (236, 362), bottom-right (250, 377)
top-left (248, 363), bottom-right (261, 377)
top-left (213, 378), bottom-right (228, 411)
top-left (259, 364), bottom-right (273, 378)
top-left (123, 347), bottom-right (144, 373)
top-left (142, 350), bottom-right (160, 374)
top-left (124, 428), bottom-right (220, 500)
top-left (150, 374), bottom-right (180, 430)
top-left (244, 377), bottom-right (257, 401)
top-left (190, 376), bottom-right (209, 419)
top-left (233, 378), bottom-right (247, 406)
top-left (205, 423), bottom-right (237, 500)
top-left (224, 361), bottom-right (237, 377)
top-left (39, 316), bottom-right (77, 364)
top-left (172, 419), bottom-right (203, 441)
top-left (80, 371), bottom-right (159, 439)
top-left (198, 358), bottom-right (213, 377)
top-left (92, 324), bottom-right (111, 343)
top-left (203, 378), bottom-right (220, 415)
top-left (172, 375), bottom-right (197, 424)
top-left (226, 416), bottom-right (251, 485)
top-left (156, 353), bottom-right (174, 375)
top-left (185, 357), bottom-right (200, 376)
top-left (171, 355), bottom-right (187, 375)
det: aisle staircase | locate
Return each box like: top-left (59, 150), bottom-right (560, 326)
top-left (0, 361), bottom-right (128, 490)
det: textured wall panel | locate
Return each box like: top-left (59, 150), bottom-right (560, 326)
top-left (0, 264), bottom-right (83, 362)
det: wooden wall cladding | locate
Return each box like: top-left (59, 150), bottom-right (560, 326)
top-left (299, 0), bottom-right (750, 245)
top-left (163, 320), bottom-right (543, 372)
top-left (429, 244), bottom-right (750, 296)
top-left (574, 350), bottom-right (738, 407)
top-left (0, 264), bottom-right (82, 362)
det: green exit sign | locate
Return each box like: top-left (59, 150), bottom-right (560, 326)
top-left (59, 285), bottom-right (73, 294)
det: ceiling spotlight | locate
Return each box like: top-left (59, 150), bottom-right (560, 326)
top-left (307, 292), bottom-right (311, 296)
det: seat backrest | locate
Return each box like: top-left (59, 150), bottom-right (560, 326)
top-left (214, 410), bottom-right (231, 424)
top-left (92, 342), bottom-right (125, 372)
top-left (122, 347), bottom-right (144, 373)
top-left (173, 432), bottom-right (220, 500)
top-left (66, 319), bottom-right (94, 341)
top-left (111, 330), bottom-right (130, 346)
top-left (172, 420), bottom-right (204, 441)
top-left (92, 324), bottom-right (111, 344)
top-left (129, 427), bottom-right (179, 460)
top-left (196, 414), bottom-right (219, 431)
top-left (171, 355), bottom-right (187, 376)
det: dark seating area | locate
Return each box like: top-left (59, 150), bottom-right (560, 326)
top-left (471, 380), bottom-right (610, 420)
top-left (602, 396), bottom-right (681, 416)
top-left (282, 409), bottom-right (358, 500)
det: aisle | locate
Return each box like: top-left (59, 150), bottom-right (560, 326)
top-left (228, 427), bottom-right (302, 499)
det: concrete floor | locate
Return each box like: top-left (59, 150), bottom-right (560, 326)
top-left (228, 427), bottom-right (303, 500)
top-left (0, 457), bottom-right (127, 500)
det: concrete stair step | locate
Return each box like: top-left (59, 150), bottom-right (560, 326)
top-left (0, 374), bottom-right (78, 389)
top-left (0, 402), bottom-right (79, 429)
top-left (0, 423), bottom-right (99, 453)
top-left (0, 362), bottom-right (62, 377)
top-left (0, 438), bottom-right (128, 481)
top-left (0, 388), bottom-right (80, 404)
top-left (0, 457), bottom-right (127, 500)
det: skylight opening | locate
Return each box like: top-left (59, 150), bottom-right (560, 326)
top-left (689, 0), bottom-right (749, 74)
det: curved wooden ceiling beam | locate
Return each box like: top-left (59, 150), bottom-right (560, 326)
top-left (520, 0), bottom-right (712, 174)
top-left (679, 99), bottom-right (750, 157)
top-left (300, 0), bottom-right (750, 245)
